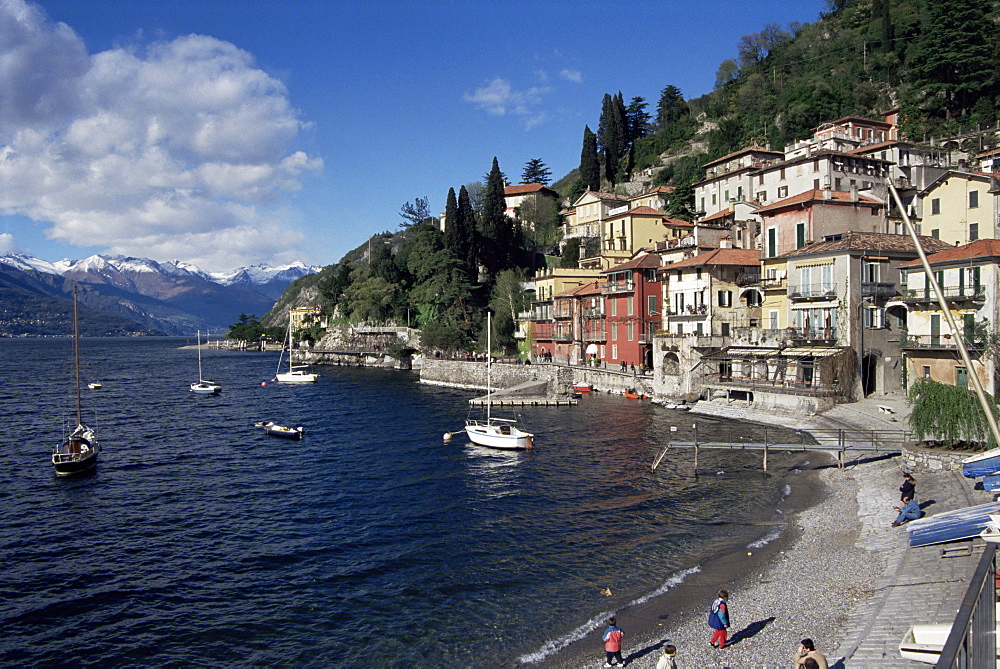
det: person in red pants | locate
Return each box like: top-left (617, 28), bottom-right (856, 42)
top-left (708, 589), bottom-right (730, 648)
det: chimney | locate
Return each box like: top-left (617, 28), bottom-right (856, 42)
top-left (850, 185), bottom-right (859, 202)
top-left (823, 188), bottom-right (831, 200)
top-left (720, 236), bottom-right (733, 249)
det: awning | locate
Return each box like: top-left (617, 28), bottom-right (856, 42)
top-left (704, 346), bottom-right (845, 360)
top-left (586, 343), bottom-right (599, 355)
top-left (884, 300), bottom-right (907, 309)
top-left (780, 347), bottom-right (844, 357)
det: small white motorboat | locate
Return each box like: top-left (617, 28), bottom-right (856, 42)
top-left (899, 604), bottom-right (1000, 666)
top-left (254, 420), bottom-right (305, 440)
top-left (87, 382), bottom-right (102, 389)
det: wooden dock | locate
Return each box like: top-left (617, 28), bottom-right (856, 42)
top-left (469, 397), bottom-right (577, 407)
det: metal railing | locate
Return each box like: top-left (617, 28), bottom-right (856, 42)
top-left (903, 286), bottom-right (985, 302)
top-left (937, 542), bottom-right (997, 668)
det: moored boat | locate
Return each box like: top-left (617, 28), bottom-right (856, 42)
top-left (254, 420), bottom-right (305, 440)
top-left (52, 286), bottom-right (101, 477)
top-left (190, 330), bottom-right (221, 395)
top-left (275, 318), bottom-right (317, 383)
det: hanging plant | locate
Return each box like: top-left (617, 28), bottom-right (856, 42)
top-left (908, 378), bottom-right (1000, 450)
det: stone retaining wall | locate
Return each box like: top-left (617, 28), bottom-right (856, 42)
top-left (900, 443), bottom-right (968, 472)
top-left (419, 359), bottom-right (655, 397)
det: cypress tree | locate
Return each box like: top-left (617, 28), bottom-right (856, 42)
top-left (480, 157), bottom-right (514, 277)
top-left (443, 187), bottom-right (459, 254)
top-left (457, 185), bottom-right (479, 281)
top-left (602, 92), bottom-right (628, 184)
top-left (580, 125), bottom-right (600, 192)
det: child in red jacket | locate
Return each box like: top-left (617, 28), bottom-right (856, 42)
top-left (602, 617), bottom-right (625, 666)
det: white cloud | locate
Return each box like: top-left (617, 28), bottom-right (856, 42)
top-left (0, 233), bottom-right (15, 253)
top-left (463, 77), bottom-right (552, 130)
top-left (0, 0), bottom-right (322, 270)
top-left (559, 69), bottom-right (582, 83)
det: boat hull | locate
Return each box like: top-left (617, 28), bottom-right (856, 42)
top-left (963, 455), bottom-right (1000, 479)
top-left (465, 422), bottom-right (533, 450)
top-left (275, 371), bottom-right (318, 383)
top-left (52, 428), bottom-right (100, 477)
top-left (907, 501), bottom-right (1000, 547)
top-left (255, 421), bottom-right (304, 439)
top-left (190, 382), bottom-right (221, 395)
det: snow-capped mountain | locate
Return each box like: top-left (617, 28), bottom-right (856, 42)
top-left (0, 253), bottom-right (321, 335)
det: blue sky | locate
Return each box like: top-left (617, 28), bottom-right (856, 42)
top-left (0, 0), bottom-right (828, 271)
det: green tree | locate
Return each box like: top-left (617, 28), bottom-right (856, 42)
top-left (560, 238), bottom-right (581, 268)
top-left (908, 378), bottom-right (1000, 449)
top-left (910, 0), bottom-right (998, 120)
top-left (599, 92), bottom-right (628, 184)
top-left (399, 196), bottom-right (433, 228)
top-left (655, 85), bottom-right (686, 130)
top-left (516, 195), bottom-right (560, 251)
top-left (579, 125), bottom-right (600, 192)
top-left (625, 96), bottom-right (651, 144)
top-left (456, 185), bottom-right (479, 280)
top-left (480, 157), bottom-right (516, 277)
top-left (341, 271), bottom-right (399, 324)
top-left (521, 158), bottom-right (552, 185)
top-left (714, 60), bottom-right (740, 90)
top-left (490, 269), bottom-right (529, 332)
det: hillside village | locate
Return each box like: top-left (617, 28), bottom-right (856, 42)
top-left (517, 110), bottom-right (1000, 413)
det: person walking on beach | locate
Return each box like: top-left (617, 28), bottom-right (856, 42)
top-left (899, 472), bottom-right (916, 502)
top-left (655, 643), bottom-right (678, 669)
top-left (892, 495), bottom-right (921, 526)
top-left (707, 589), bottom-right (730, 648)
top-left (602, 617), bottom-right (625, 667)
top-left (793, 638), bottom-right (828, 669)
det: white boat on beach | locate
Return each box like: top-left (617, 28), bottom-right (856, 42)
top-left (464, 312), bottom-right (533, 450)
top-left (899, 604), bottom-right (1000, 666)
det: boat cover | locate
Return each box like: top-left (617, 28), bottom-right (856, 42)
top-left (907, 501), bottom-right (1000, 548)
top-left (985, 475), bottom-right (1000, 492)
top-left (963, 456), bottom-right (1000, 479)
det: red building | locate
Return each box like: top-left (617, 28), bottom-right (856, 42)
top-left (601, 252), bottom-right (662, 370)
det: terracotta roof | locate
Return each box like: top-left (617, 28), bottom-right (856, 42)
top-left (783, 231), bottom-right (952, 258)
top-left (631, 185), bottom-right (674, 197)
top-left (622, 205), bottom-right (666, 216)
top-left (664, 217), bottom-right (694, 227)
top-left (899, 239), bottom-right (1000, 268)
top-left (702, 145), bottom-right (784, 168)
top-left (602, 253), bottom-right (662, 274)
top-left (699, 209), bottom-right (734, 223)
top-left (504, 183), bottom-right (558, 196)
top-left (814, 115), bottom-right (892, 130)
top-left (570, 280), bottom-right (603, 296)
top-left (848, 139), bottom-right (920, 154)
top-left (664, 248), bottom-right (760, 269)
top-left (756, 189), bottom-right (882, 214)
top-left (975, 147), bottom-right (1000, 159)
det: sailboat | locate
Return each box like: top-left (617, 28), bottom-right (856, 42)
top-left (190, 330), bottom-right (221, 395)
top-left (275, 318), bottom-right (317, 383)
top-left (52, 286), bottom-right (101, 477)
top-left (464, 312), bottom-right (534, 450)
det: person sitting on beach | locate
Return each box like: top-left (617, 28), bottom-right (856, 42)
top-left (602, 617), bottom-right (625, 667)
top-left (707, 589), bottom-right (730, 648)
top-left (899, 472), bottom-right (916, 502)
top-left (794, 638), bottom-right (828, 669)
top-left (655, 643), bottom-right (677, 669)
top-left (892, 495), bottom-right (921, 527)
top-left (802, 659), bottom-right (821, 669)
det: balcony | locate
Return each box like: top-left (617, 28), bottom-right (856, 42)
top-left (602, 280), bottom-right (635, 294)
top-left (900, 333), bottom-right (984, 350)
top-left (788, 284), bottom-right (837, 301)
top-left (760, 276), bottom-right (786, 290)
top-left (788, 327), bottom-right (838, 343)
top-left (669, 304), bottom-right (708, 318)
top-left (583, 329), bottom-right (606, 341)
top-left (861, 281), bottom-right (897, 298)
top-left (903, 286), bottom-right (985, 303)
top-left (552, 331), bottom-right (573, 342)
top-left (735, 272), bottom-right (761, 286)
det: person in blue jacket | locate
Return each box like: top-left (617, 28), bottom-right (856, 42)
top-left (708, 589), bottom-right (730, 648)
top-left (892, 495), bottom-right (920, 526)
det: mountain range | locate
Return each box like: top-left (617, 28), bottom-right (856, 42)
top-left (0, 253), bottom-right (320, 336)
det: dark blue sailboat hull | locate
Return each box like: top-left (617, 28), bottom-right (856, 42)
top-left (907, 502), bottom-right (1000, 547)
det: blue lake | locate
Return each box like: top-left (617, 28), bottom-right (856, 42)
top-left (0, 337), bottom-right (807, 666)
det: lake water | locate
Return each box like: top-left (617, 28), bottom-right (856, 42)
top-left (0, 337), bottom-right (809, 666)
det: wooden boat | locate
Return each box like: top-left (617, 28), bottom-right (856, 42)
top-left (255, 420), bottom-right (305, 440)
top-left (190, 330), bottom-right (221, 395)
top-left (52, 286), bottom-right (101, 477)
top-left (275, 318), bottom-right (317, 383)
top-left (464, 313), bottom-right (533, 450)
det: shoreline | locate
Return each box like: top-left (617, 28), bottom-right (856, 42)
top-left (535, 398), bottom-right (911, 668)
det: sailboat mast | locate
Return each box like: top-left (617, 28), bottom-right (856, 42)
top-left (196, 330), bottom-right (204, 382)
top-left (486, 312), bottom-right (491, 422)
top-left (73, 285), bottom-right (82, 426)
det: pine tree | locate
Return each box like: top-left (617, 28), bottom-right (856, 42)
top-left (580, 125), bottom-right (600, 192)
top-left (656, 85), bottom-right (686, 130)
top-left (520, 158), bottom-right (552, 185)
top-left (625, 96), bottom-right (651, 145)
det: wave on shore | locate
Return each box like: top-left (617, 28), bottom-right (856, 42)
top-left (517, 566), bottom-right (701, 664)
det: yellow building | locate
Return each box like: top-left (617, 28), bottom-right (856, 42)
top-left (579, 206), bottom-right (686, 271)
top-left (289, 306), bottom-right (325, 331)
top-left (919, 170), bottom-right (998, 245)
top-left (563, 191), bottom-right (628, 240)
top-left (759, 255), bottom-right (789, 332)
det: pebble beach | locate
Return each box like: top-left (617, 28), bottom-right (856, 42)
top-left (545, 396), bottom-right (985, 669)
